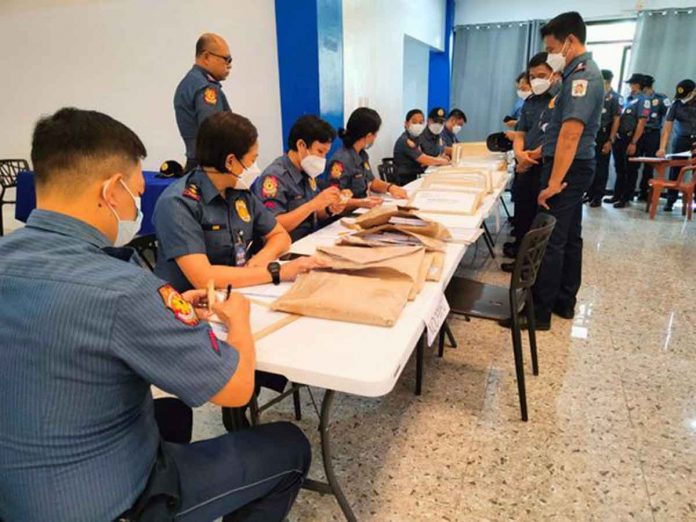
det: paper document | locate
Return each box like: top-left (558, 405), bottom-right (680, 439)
top-left (210, 301), bottom-right (297, 341)
top-left (238, 281), bottom-right (293, 299)
top-left (388, 216), bottom-right (428, 227)
top-left (666, 151), bottom-right (693, 159)
top-left (410, 189), bottom-right (481, 215)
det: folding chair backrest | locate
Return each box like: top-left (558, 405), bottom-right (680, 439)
top-left (0, 159), bottom-right (30, 189)
top-left (378, 158), bottom-right (396, 183)
top-left (511, 213), bottom-right (556, 291)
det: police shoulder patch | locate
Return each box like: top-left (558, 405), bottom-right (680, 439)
top-left (664, 98), bottom-right (672, 107)
top-left (406, 139), bottom-right (417, 148)
top-left (652, 98), bottom-right (659, 107)
top-left (158, 284), bottom-right (199, 326)
top-left (235, 199), bottom-right (251, 222)
top-left (261, 176), bottom-right (278, 198)
top-left (644, 100), bottom-right (651, 109)
top-left (571, 79), bottom-right (588, 98)
top-left (183, 183), bottom-right (201, 201)
top-left (203, 87), bottom-right (218, 105)
top-left (330, 161), bottom-right (344, 179)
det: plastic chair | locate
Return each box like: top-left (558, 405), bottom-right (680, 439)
top-left (0, 159), bottom-right (30, 236)
top-left (677, 165), bottom-right (696, 221)
top-left (444, 213), bottom-right (556, 421)
top-left (646, 159), bottom-right (696, 219)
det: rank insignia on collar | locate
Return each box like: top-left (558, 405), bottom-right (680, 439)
top-left (203, 87), bottom-right (218, 105)
top-left (330, 161), bottom-right (344, 179)
top-left (308, 176), bottom-right (317, 191)
top-left (183, 183), bottom-right (201, 201)
top-left (261, 176), bottom-right (278, 198)
top-left (158, 284), bottom-right (199, 326)
top-left (235, 199), bottom-right (251, 223)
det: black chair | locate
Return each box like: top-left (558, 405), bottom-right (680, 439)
top-left (444, 213), bottom-right (556, 421)
top-left (127, 234), bottom-right (158, 271)
top-left (0, 159), bottom-right (29, 236)
top-left (378, 157), bottom-right (398, 184)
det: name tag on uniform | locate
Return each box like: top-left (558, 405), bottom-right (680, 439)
top-left (202, 223), bottom-right (227, 231)
top-left (353, 173), bottom-right (364, 179)
top-left (292, 194), bottom-right (303, 200)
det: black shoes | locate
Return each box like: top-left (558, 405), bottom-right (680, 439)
top-left (499, 313), bottom-right (551, 331)
top-left (503, 244), bottom-right (518, 259)
top-left (664, 203), bottom-right (674, 212)
top-left (501, 262), bottom-right (515, 273)
top-left (582, 194), bottom-right (592, 203)
top-left (552, 303), bottom-right (575, 319)
top-left (589, 199), bottom-right (602, 207)
top-left (603, 196), bottom-right (620, 204)
top-left (613, 200), bottom-right (629, 208)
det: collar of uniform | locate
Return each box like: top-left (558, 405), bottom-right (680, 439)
top-left (562, 51), bottom-right (591, 80)
top-left (192, 64), bottom-right (219, 85)
top-left (26, 209), bottom-right (111, 248)
top-left (189, 168), bottom-right (225, 204)
top-left (282, 154), bottom-right (305, 184)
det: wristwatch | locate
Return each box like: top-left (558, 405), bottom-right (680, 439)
top-left (325, 205), bottom-right (336, 217)
top-left (267, 261), bottom-right (281, 285)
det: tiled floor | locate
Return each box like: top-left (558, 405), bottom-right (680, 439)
top-left (5, 195), bottom-right (695, 520)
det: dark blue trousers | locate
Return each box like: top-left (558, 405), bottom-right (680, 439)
top-left (166, 422), bottom-right (310, 522)
top-left (532, 158), bottom-right (595, 321)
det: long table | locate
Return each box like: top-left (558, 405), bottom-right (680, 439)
top-left (242, 174), bottom-right (509, 520)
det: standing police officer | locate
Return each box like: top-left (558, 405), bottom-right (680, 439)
top-left (174, 33), bottom-right (232, 172)
top-left (635, 74), bottom-right (670, 201)
top-left (586, 69), bottom-right (621, 207)
top-left (0, 108), bottom-right (310, 521)
top-left (509, 12), bottom-right (603, 330)
top-left (605, 74), bottom-right (647, 207)
top-left (393, 109), bottom-right (449, 184)
top-left (657, 79), bottom-right (696, 211)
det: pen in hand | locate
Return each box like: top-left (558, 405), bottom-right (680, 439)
top-left (207, 279), bottom-right (215, 313)
top-left (225, 284), bottom-right (232, 300)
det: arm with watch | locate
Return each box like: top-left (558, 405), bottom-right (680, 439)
top-left (274, 186), bottom-right (342, 233)
top-left (370, 178), bottom-right (408, 199)
top-left (603, 115), bottom-right (620, 154)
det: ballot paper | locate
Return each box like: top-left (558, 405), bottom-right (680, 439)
top-left (446, 227), bottom-right (485, 244)
top-left (209, 300), bottom-right (299, 341)
top-left (410, 189), bottom-right (482, 215)
top-left (388, 216), bottom-right (428, 227)
top-left (666, 151), bottom-right (693, 159)
top-left (360, 232), bottom-right (423, 245)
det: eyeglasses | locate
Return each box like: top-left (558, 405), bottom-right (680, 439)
top-left (206, 51), bottom-right (233, 65)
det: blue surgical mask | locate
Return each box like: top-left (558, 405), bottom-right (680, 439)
top-left (103, 179), bottom-right (142, 247)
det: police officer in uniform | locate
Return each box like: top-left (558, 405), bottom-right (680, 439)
top-left (174, 33), bottom-right (232, 172)
top-left (154, 112), bottom-right (319, 292)
top-left (0, 108), bottom-right (310, 521)
top-left (393, 109), bottom-right (449, 184)
top-left (605, 73), bottom-right (647, 207)
top-left (504, 52), bottom-right (558, 271)
top-left (252, 115), bottom-right (346, 242)
top-left (657, 79), bottom-right (696, 211)
top-left (507, 12), bottom-right (603, 330)
top-left (505, 73), bottom-right (533, 128)
top-left (586, 69), bottom-right (621, 206)
top-left (325, 107), bottom-right (408, 210)
top-left (419, 107), bottom-right (448, 157)
top-left (635, 74), bottom-right (670, 201)
top-left (441, 108), bottom-right (467, 157)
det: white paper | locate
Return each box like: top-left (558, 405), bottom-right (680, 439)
top-left (411, 190), bottom-right (480, 214)
top-left (666, 151), bottom-right (693, 159)
top-left (447, 227), bottom-right (484, 244)
top-left (388, 216), bottom-right (428, 227)
top-left (209, 301), bottom-right (292, 340)
top-left (237, 282), bottom-right (293, 299)
top-left (425, 294), bottom-right (450, 345)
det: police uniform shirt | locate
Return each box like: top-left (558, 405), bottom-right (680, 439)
top-left (153, 168), bottom-right (277, 292)
top-left (0, 210), bottom-right (238, 521)
top-left (599, 88), bottom-right (621, 136)
top-left (515, 91), bottom-right (554, 150)
top-left (666, 96), bottom-right (696, 138)
top-left (640, 92), bottom-right (670, 131)
top-left (251, 155), bottom-right (320, 242)
top-left (418, 127), bottom-right (445, 157)
top-left (174, 65), bottom-right (231, 161)
top-left (441, 126), bottom-right (460, 148)
top-left (393, 131), bottom-right (425, 177)
top-left (511, 97), bottom-right (525, 120)
top-left (618, 93), bottom-right (647, 138)
top-left (542, 52), bottom-right (604, 160)
top-left (324, 144), bottom-right (375, 198)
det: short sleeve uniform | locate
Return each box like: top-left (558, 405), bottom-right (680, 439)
top-left (418, 128), bottom-right (444, 157)
top-left (324, 145), bottom-right (375, 198)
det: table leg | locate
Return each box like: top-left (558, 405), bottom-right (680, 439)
top-left (302, 390), bottom-right (357, 522)
top-left (415, 332), bottom-right (425, 395)
top-left (480, 222), bottom-right (496, 259)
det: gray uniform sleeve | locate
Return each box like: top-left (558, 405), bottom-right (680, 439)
top-left (666, 102), bottom-right (677, 122)
top-left (251, 196), bottom-right (278, 236)
top-left (194, 84), bottom-right (225, 126)
top-left (610, 95), bottom-right (621, 119)
top-left (515, 103), bottom-right (531, 133)
top-left (562, 74), bottom-right (602, 125)
top-left (402, 137), bottom-right (423, 161)
top-left (111, 272), bottom-right (238, 407)
top-left (154, 196), bottom-right (207, 261)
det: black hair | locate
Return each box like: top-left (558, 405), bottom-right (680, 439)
top-left (195, 34), bottom-right (213, 57)
top-left (196, 112), bottom-right (258, 172)
top-left (31, 107), bottom-right (146, 188)
top-left (287, 115), bottom-right (336, 151)
top-left (447, 108), bottom-right (467, 123)
top-left (540, 12), bottom-right (587, 44)
top-left (338, 107), bottom-right (382, 148)
top-left (526, 52), bottom-right (552, 81)
top-left (516, 72), bottom-right (528, 84)
top-left (405, 109), bottom-right (423, 122)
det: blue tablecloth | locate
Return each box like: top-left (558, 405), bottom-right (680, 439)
top-left (15, 170), bottom-right (176, 236)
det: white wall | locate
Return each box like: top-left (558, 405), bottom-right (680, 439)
top-left (402, 36), bottom-right (431, 116)
top-left (455, 0), bottom-right (696, 25)
top-left (0, 0), bottom-right (283, 172)
top-left (343, 0), bottom-right (446, 164)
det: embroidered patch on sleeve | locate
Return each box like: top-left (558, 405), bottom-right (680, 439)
top-left (158, 284), bottom-right (199, 326)
top-left (261, 176), bottom-right (278, 198)
top-left (330, 162), bottom-right (344, 179)
top-left (571, 80), bottom-right (588, 98)
top-left (182, 183), bottom-right (201, 201)
top-left (203, 87), bottom-right (218, 105)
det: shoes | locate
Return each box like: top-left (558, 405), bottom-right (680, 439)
top-left (499, 313), bottom-right (551, 331)
top-left (589, 199), bottom-right (602, 207)
top-left (637, 194), bottom-right (648, 202)
top-left (501, 262), bottom-right (515, 273)
top-left (552, 303), bottom-right (575, 319)
top-left (604, 196), bottom-right (620, 204)
top-left (664, 204), bottom-right (674, 212)
top-left (613, 200), bottom-right (629, 208)
top-left (582, 194), bottom-right (592, 203)
top-left (503, 244), bottom-right (518, 259)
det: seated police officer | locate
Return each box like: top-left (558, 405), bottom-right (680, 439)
top-left (154, 112), bottom-right (318, 292)
top-left (393, 109), bottom-right (449, 184)
top-left (441, 108), bottom-right (467, 157)
top-left (0, 108), bottom-right (310, 521)
top-left (419, 107), bottom-right (449, 157)
top-left (324, 107), bottom-right (408, 210)
top-left (252, 115), bottom-right (346, 241)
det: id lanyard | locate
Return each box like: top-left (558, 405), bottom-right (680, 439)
top-left (233, 230), bottom-right (247, 267)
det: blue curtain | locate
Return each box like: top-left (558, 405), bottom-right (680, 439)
top-left (628, 8), bottom-right (696, 98)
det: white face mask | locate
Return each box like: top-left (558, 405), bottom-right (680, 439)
top-left (546, 40), bottom-right (569, 72)
top-left (301, 154), bottom-right (326, 178)
top-left (428, 123), bottom-right (444, 135)
top-left (682, 91), bottom-right (696, 104)
top-left (530, 78), bottom-right (552, 95)
top-left (235, 161), bottom-right (261, 190)
top-left (452, 124), bottom-right (463, 134)
top-left (103, 179), bottom-right (142, 247)
top-left (408, 123), bottom-right (425, 137)
top-left (517, 89), bottom-right (532, 100)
